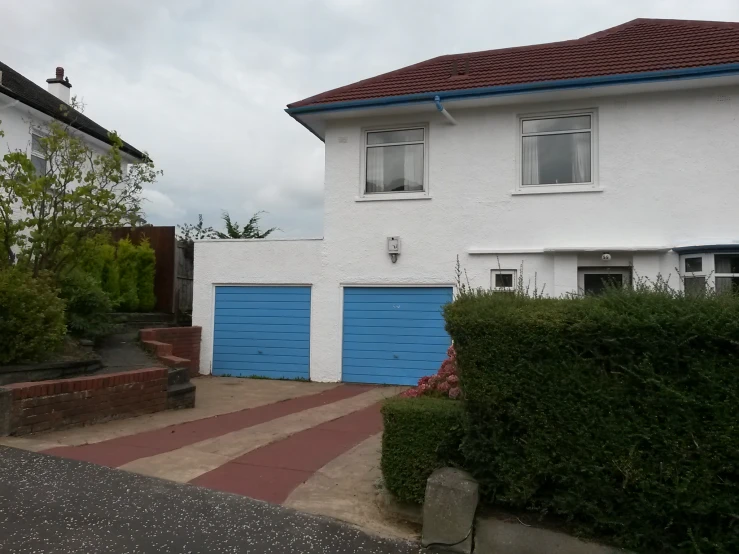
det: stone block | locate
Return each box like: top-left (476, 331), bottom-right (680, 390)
top-left (0, 387), bottom-right (11, 436)
top-left (422, 467), bottom-right (478, 553)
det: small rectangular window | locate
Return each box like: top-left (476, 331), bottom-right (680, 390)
top-left (365, 127), bottom-right (425, 194)
top-left (30, 134), bottom-right (46, 175)
top-left (491, 270), bottom-right (517, 291)
top-left (521, 113), bottom-right (593, 186)
top-left (685, 257), bottom-right (703, 273)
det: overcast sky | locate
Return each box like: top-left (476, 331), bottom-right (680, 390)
top-left (2, 0), bottom-right (738, 237)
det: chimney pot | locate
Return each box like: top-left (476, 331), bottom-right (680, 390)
top-left (46, 66), bottom-right (72, 104)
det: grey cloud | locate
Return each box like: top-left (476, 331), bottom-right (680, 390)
top-left (2, 0), bottom-right (739, 238)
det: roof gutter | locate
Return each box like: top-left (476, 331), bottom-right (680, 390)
top-left (0, 85), bottom-right (147, 161)
top-left (286, 62), bottom-right (739, 117)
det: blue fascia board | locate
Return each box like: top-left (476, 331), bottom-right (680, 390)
top-left (285, 63), bottom-right (739, 117)
top-left (673, 244), bottom-right (739, 254)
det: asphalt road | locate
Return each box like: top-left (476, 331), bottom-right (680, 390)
top-left (0, 446), bottom-right (419, 554)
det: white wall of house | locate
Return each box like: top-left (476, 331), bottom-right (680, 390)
top-left (193, 84), bottom-right (739, 381)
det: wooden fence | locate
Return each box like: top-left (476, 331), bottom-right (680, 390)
top-left (111, 226), bottom-right (176, 313)
top-left (175, 241), bottom-right (194, 315)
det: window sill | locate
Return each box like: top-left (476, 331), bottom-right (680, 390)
top-left (355, 194), bottom-right (432, 202)
top-left (511, 185), bottom-right (604, 196)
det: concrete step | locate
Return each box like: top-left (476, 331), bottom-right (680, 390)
top-left (168, 368), bottom-right (190, 387)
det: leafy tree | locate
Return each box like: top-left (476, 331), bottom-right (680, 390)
top-left (0, 108), bottom-right (159, 278)
top-left (214, 210), bottom-right (276, 239)
top-left (176, 213), bottom-right (216, 242)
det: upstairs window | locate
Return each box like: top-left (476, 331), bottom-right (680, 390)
top-left (365, 128), bottom-right (425, 194)
top-left (30, 134), bottom-right (47, 175)
top-left (521, 112), bottom-right (594, 186)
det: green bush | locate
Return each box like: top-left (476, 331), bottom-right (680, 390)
top-left (58, 269), bottom-right (113, 339)
top-left (444, 287), bottom-right (739, 553)
top-left (136, 238), bottom-right (156, 311)
top-left (381, 397), bottom-right (465, 504)
top-left (116, 238), bottom-right (138, 312)
top-left (99, 243), bottom-right (120, 302)
top-left (0, 267), bottom-right (66, 364)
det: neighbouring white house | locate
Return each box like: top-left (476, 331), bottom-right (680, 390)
top-left (193, 18), bottom-right (739, 385)
top-left (0, 63), bottom-right (146, 178)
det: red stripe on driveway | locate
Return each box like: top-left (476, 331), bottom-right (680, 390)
top-left (42, 385), bottom-right (375, 468)
top-left (190, 402), bottom-right (384, 504)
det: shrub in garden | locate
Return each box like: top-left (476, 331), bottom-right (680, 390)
top-left (381, 397), bottom-right (465, 504)
top-left (444, 286), bottom-right (739, 553)
top-left (0, 267), bottom-right (66, 364)
top-left (116, 238), bottom-right (139, 312)
top-left (136, 238), bottom-right (156, 311)
top-left (401, 345), bottom-right (462, 399)
top-left (58, 269), bottom-right (113, 339)
top-left (99, 243), bottom-right (120, 302)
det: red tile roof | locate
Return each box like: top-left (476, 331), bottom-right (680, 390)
top-left (288, 18), bottom-right (739, 109)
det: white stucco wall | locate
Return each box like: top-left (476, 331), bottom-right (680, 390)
top-left (193, 84), bottom-right (739, 381)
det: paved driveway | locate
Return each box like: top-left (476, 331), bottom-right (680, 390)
top-left (0, 446), bottom-right (418, 553)
top-left (1, 378), bottom-right (415, 540)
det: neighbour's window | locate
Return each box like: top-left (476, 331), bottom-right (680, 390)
top-left (715, 254), bottom-right (739, 294)
top-left (30, 134), bottom-right (47, 175)
top-left (365, 128), bottom-right (425, 193)
top-left (491, 269), bottom-right (517, 292)
top-left (521, 113), bottom-right (593, 186)
top-left (683, 256), bottom-right (706, 295)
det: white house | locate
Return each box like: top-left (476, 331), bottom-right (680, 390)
top-left (193, 18), bottom-right (739, 385)
top-left (0, 63), bottom-right (146, 176)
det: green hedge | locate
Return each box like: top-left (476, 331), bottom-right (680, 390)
top-left (58, 269), bottom-right (113, 340)
top-left (381, 397), bottom-right (465, 504)
top-left (136, 238), bottom-right (156, 312)
top-left (444, 288), bottom-right (739, 553)
top-left (116, 238), bottom-right (139, 312)
top-left (0, 268), bottom-right (66, 364)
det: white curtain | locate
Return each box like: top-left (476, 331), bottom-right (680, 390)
top-left (403, 145), bottom-right (423, 191)
top-left (366, 148), bottom-right (384, 192)
top-left (571, 133), bottom-right (590, 183)
top-left (715, 257), bottom-right (733, 273)
top-left (522, 137), bottom-right (540, 185)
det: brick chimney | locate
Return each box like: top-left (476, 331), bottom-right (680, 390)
top-left (46, 67), bottom-right (72, 105)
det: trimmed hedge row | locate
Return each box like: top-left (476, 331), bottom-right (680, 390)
top-left (381, 397), bottom-right (464, 504)
top-left (444, 288), bottom-right (739, 553)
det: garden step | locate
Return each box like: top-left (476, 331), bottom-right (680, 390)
top-left (168, 367), bottom-right (190, 387)
top-left (166, 381), bottom-right (196, 410)
top-left (140, 340), bottom-right (173, 357)
top-left (159, 355), bottom-right (190, 369)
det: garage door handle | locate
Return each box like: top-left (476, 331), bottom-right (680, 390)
top-left (258, 350), bottom-right (263, 354)
top-left (393, 354), bottom-right (398, 359)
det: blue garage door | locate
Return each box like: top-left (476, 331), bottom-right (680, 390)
top-left (212, 286), bottom-right (310, 379)
top-left (342, 287), bottom-right (453, 385)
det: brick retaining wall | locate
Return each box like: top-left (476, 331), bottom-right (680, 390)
top-left (140, 327), bottom-right (201, 377)
top-left (0, 367), bottom-right (168, 436)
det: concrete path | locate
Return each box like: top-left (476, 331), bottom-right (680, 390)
top-left (0, 446), bottom-right (419, 554)
top-left (95, 329), bottom-right (161, 374)
top-left (1, 379), bottom-right (412, 540)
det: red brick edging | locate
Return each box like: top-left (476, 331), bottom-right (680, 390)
top-left (140, 327), bottom-right (201, 377)
top-left (1, 367), bottom-right (167, 436)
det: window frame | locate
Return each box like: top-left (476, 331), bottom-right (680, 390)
top-left (491, 269), bottom-right (517, 292)
top-left (713, 253), bottom-right (739, 295)
top-left (30, 132), bottom-right (47, 176)
top-left (359, 123), bottom-right (429, 199)
top-left (516, 109), bottom-right (599, 194)
top-left (577, 267), bottom-right (631, 295)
